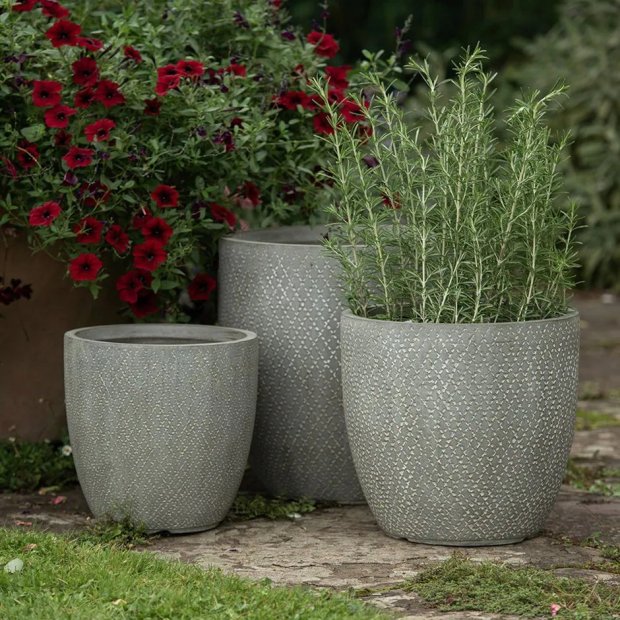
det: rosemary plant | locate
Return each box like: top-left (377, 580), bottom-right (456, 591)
top-left (316, 48), bottom-right (579, 323)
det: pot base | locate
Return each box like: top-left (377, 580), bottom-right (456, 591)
top-left (147, 522), bottom-right (220, 535)
top-left (404, 536), bottom-right (525, 547)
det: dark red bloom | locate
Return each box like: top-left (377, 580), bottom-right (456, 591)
top-left (32, 80), bottom-right (62, 107)
top-left (271, 0), bottom-right (282, 8)
top-left (84, 118), bottom-right (115, 142)
top-left (40, 0), bottom-right (70, 18)
top-left (230, 117), bottom-right (244, 129)
top-left (44, 104), bottom-right (76, 128)
top-left (94, 80), bottom-right (125, 108)
top-left (150, 184), bottom-right (179, 208)
top-left (115, 269), bottom-right (152, 304)
top-left (176, 59), bottom-right (204, 78)
top-left (325, 65), bottom-right (351, 90)
top-left (225, 63), bottom-right (247, 77)
top-left (45, 19), bottom-right (81, 48)
top-left (123, 45), bottom-right (142, 63)
top-left (143, 98), bottom-right (162, 116)
top-left (236, 181), bottom-right (261, 209)
top-left (133, 239), bottom-right (168, 272)
top-left (72, 57), bottom-right (99, 87)
top-left (209, 203), bottom-right (236, 229)
top-left (155, 75), bottom-right (180, 96)
top-left (29, 201), bottom-right (61, 226)
top-left (306, 31), bottom-right (340, 58)
top-left (381, 193), bottom-right (401, 209)
top-left (1, 157), bottom-right (18, 179)
top-left (78, 181), bottom-right (110, 207)
top-left (16, 141), bottom-right (39, 169)
top-left (188, 273), bottom-right (216, 301)
top-left (141, 217), bottom-right (173, 245)
top-left (313, 112), bottom-right (334, 135)
top-left (340, 99), bottom-right (367, 123)
top-left (213, 130), bottom-right (235, 152)
top-left (63, 146), bottom-right (93, 169)
top-left (76, 37), bottom-right (104, 51)
top-left (275, 90), bottom-right (313, 110)
top-left (105, 224), bottom-right (130, 253)
top-left (54, 129), bottom-right (72, 148)
top-left (73, 216), bottom-right (104, 243)
top-left (11, 0), bottom-right (37, 11)
top-left (74, 88), bottom-right (96, 109)
top-left (68, 253), bottom-right (102, 281)
top-left (157, 64), bottom-right (180, 79)
top-left (129, 289), bottom-right (158, 318)
top-left (132, 208), bottom-right (152, 230)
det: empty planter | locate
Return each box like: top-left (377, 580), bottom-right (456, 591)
top-left (64, 324), bottom-right (258, 533)
top-left (218, 226), bottom-right (363, 502)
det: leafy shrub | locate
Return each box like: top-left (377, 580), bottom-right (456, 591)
top-left (317, 47), bottom-right (578, 323)
top-left (508, 0), bottom-right (620, 291)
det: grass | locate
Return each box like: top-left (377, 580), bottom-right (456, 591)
top-left (575, 409), bottom-right (620, 431)
top-left (0, 529), bottom-right (386, 620)
top-left (407, 555), bottom-right (620, 619)
top-left (228, 493), bottom-right (317, 521)
top-left (564, 459), bottom-right (620, 497)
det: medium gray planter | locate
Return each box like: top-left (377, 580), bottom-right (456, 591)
top-left (64, 324), bottom-right (258, 533)
top-left (340, 310), bottom-right (580, 546)
top-left (218, 226), bottom-right (364, 502)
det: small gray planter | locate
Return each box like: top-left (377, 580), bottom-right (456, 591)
top-left (340, 310), bottom-right (580, 546)
top-left (218, 226), bottom-right (363, 502)
top-left (64, 324), bottom-right (258, 533)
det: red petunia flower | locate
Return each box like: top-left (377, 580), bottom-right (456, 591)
top-left (78, 181), bottom-right (110, 207)
top-left (44, 104), bottom-right (76, 128)
top-left (129, 289), bottom-right (158, 318)
top-left (132, 208), bottom-right (152, 230)
top-left (157, 64), bottom-right (180, 79)
top-left (236, 181), bottom-right (261, 209)
top-left (94, 80), bottom-right (125, 108)
top-left (306, 31), bottom-right (340, 58)
top-left (73, 216), bottom-right (104, 244)
top-left (72, 57), bottom-right (99, 87)
top-left (340, 98), bottom-right (368, 123)
top-left (123, 45), bottom-right (142, 63)
top-left (63, 146), bottom-right (93, 169)
top-left (150, 184), bottom-right (179, 208)
top-left (155, 75), bottom-right (180, 96)
top-left (143, 98), bottom-right (162, 116)
top-left (16, 141), bottom-right (39, 169)
top-left (76, 37), bottom-right (104, 51)
top-left (1, 157), bottom-right (18, 179)
top-left (29, 201), bottom-right (62, 226)
top-left (209, 203), bottom-right (237, 229)
top-left (12, 0), bottom-right (37, 12)
top-left (54, 129), bottom-right (72, 148)
top-left (176, 59), bottom-right (205, 78)
top-left (133, 239), bottom-right (167, 272)
top-left (225, 63), bottom-right (247, 77)
top-left (141, 217), bottom-right (173, 245)
top-left (325, 65), bottom-right (351, 90)
top-left (40, 0), bottom-right (70, 18)
top-left (45, 19), bottom-right (81, 48)
top-left (105, 224), bottom-right (130, 253)
top-left (73, 88), bottom-right (96, 109)
top-left (275, 90), bottom-right (314, 110)
top-left (68, 253), bottom-right (102, 281)
top-left (115, 269), bottom-right (152, 304)
top-left (188, 273), bottom-right (217, 301)
top-left (230, 117), bottom-right (244, 129)
top-left (313, 112), bottom-right (334, 135)
top-left (381, 193), bottom-right (401, 209)
top-left (32, 80), bottom-right (62, 107)
top-left (84, 118), bottom-right (116, 142)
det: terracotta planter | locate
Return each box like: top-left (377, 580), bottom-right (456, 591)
top-left (0, 235), bottom-right (123, 440)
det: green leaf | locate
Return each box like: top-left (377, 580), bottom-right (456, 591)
top-left (20, 125), bottom-right (46, 143)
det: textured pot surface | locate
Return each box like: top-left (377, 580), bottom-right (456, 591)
top-left (340, 311), bottom-right (580, 546)
top-left (218, 226), bottom-right (363, 502)
top-left (64, 324), bottom-right (258, 533)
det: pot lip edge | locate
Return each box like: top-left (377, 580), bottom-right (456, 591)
top-left (64, 323), bottom-right (258, 347)
top-left (340, 308), bottom-right (580, 328)
top-left (220, 224), bottom-right (328, 248)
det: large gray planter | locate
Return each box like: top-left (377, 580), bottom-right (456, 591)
top-left (64, 324), bottom-right (258, 533)
top-left (340, 310), bottom-right (580, 546)
top-left (218, 226), bottom-right (363, 502)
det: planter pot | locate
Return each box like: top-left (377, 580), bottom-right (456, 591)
top-left (218, 226), bottom-right (363, 502)
top-left (340, 310), bottom-right (580, 546)
top-left (64, 324), bottom-right (258, 533)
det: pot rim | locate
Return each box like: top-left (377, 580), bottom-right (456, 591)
top-left (65, 323), bottom-right (257, 347)
top-left (220, 225), bottom-right (327, 248)
top-left (341, 308), bottom-right (579, 328)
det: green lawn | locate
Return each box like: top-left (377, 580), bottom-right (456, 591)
top-left (0, 529), bottom-right (385, 620)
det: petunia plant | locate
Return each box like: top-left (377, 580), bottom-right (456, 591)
top-left (0, 0), bottom-right (368, 320)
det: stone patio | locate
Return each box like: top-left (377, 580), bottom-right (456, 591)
top-left (1, 293), bottom-right (619, 619)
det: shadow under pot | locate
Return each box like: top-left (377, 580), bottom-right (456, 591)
top-left (340, 310), bottom-right (580, 546)
top-left (218, 226), bottom-right (364, 503)
top-left (64, 324), bottom-right (258, 534)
